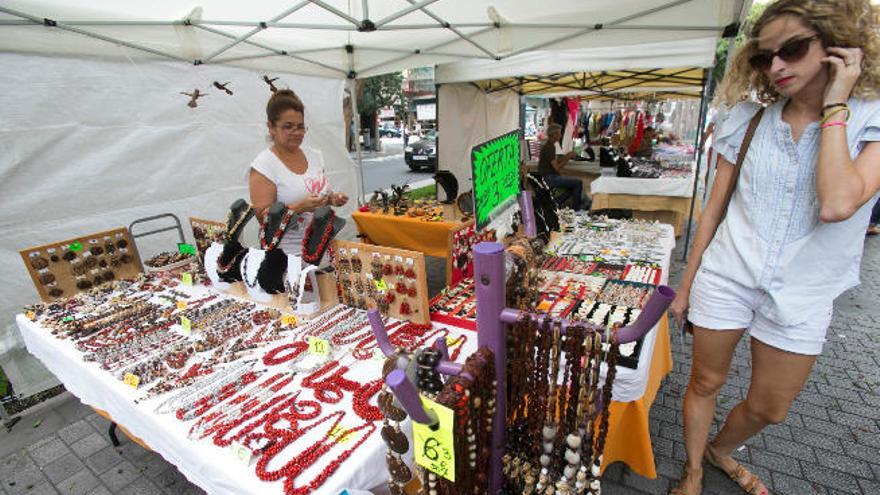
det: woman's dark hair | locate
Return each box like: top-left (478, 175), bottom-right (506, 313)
top-left (267, 89), bottom-right (304, 124)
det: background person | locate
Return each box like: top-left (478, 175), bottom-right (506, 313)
top-left (537, 123), bottom-right (585, 210)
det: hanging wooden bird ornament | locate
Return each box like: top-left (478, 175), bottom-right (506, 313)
top-left (180, 89), bottom-right (207, 108)
top-left (212, 81), bottom-right (233, 95)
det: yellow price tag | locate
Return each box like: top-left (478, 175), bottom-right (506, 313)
top-left (181, 273), bottom-right (193, 286)
top-left (413, 396), bottom-right (456, 482)
top-left (123, 373), bottom-right (141, 389)
top-left (445, 336), bottom-right (462, 348)
top-left (25, 311), bottom-right (36, 321)
top-left (307, 336), bottom-right (331, 356)
top-left (230, 441), bottom-right (253, 465)
top-left (373, 279), bottom-right (388, 292)
top-left (281, 314), bottom-right (298, 326)
top-left (176, 301), bottom-right (187, 310)
top-left (180, 316), bottom-right (192, 335)
top-left (328, 424), bottom-right (353, 443)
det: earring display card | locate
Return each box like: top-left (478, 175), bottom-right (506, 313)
top-left (19, 227), bottom-right (144, 302)
top-left (331, 239), bottom-right (430, 324)
top-left (429, 277), bottom-right (476, 330)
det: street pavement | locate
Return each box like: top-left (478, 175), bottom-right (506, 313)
top-left (352, 137), bottom-right (435, 195)
top-left (1, 233), bottom-right (878, 494)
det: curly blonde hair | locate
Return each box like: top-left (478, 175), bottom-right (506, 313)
top-left (716, 0), bottom-right (880, 107)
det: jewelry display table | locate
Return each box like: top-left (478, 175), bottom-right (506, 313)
top-left (549, 222), bottom-right (676, 478)
top-left (352, 205), bottom-right (474, 283)
top-left (16, 281), bottom-right (476, 495)
top-left (591, 192), bottom-right (701, 236)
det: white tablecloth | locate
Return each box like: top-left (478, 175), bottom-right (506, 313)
top-left (590, 176), bottom-right (693, 197)
top-left (591, 223), bottom-right (675, 403)
top-left (17, 288), bottom-right (477, 495)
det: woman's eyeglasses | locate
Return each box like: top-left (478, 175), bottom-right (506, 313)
top-left (280, 123), bottom-right (308, 133)
top-left (749, 35), bottom-right (819, 71)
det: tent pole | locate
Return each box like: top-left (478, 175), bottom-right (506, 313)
top-left (402, 0), bottom-right (496, 58)
top-left (681, 70), bottom-right (712, 261)
top-left (350, 78), bottom-right (366, 204)
top-left (0, 6), bottom-right (187, 62)
top-left (201, 1), bottom-right (310, 63)
top-left (501, 0), bottom-right (693, 59)
top-left (374, 0), bottom-right (443, 29)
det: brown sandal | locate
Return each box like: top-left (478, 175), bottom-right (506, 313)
top-left (704, 444), bottom-right (771, 495)
top-left (669, 464), bottom-right (702, 495)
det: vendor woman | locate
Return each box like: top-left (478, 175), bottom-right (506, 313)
top-left (248, 89), bottom-right (348, 254)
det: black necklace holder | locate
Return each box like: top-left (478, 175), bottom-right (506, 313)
top-left (256, 202), bottom-right (293, 294)
top-left (302, 205), bottom-right (346, 266)
top-left (433, 170), bottom-right (459, 204)
top-left (217, 199), bottom-right (255, 283)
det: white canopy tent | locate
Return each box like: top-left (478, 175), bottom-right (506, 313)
top-left (0, 0), bottom-right (747, 396)
top-left (2, 0), bottom-right (744, 78)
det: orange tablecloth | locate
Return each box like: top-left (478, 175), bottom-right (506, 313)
top-left (351, 210), bottom-right (465, 258)
top-left (601, 315), bottom-right (673, 478)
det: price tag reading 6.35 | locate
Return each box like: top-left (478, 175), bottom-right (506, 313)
top-left (413, 396), bottom-right (456, 482)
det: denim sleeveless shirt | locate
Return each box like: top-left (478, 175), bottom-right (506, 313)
top-left (700, 98), bottom-right (880, 325)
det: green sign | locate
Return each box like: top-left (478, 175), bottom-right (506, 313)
top-left (178, 243), bottom-right (196, 255)
top-left (471, 130), bottom-right (521, 230)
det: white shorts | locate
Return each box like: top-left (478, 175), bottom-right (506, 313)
top-left (688, 268), bottom-right (833, 355)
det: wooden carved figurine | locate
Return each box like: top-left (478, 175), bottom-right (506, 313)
top-left (212, 81), bottom-right (233, 95)
top-left (180, 89), bottom-right (207, 108)
top-left (262, 75), bottom-right (279, 93)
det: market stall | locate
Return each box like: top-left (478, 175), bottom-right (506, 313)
top-left (3, 2), bottom-right (751, 493)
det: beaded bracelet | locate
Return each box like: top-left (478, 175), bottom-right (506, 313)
top-left (821, 102), bottom-right (849, 115)
top-left (820, 121), bottom-right (848, 129)
top-left (820, 106), bottom-right (850, 125)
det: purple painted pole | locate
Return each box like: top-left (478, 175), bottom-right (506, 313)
top-left (518, 191), bottom-right (537, 238)
top-left (433, 336), bottom-right (450, 361)
top-left (367, 309), bottom-right (396, 357)
top-left (432, 336), bottom-right (474, 380)
top-left (474, 242), bottom-right (506, 494)
top-left (386, 369), bottom-right (436, 425)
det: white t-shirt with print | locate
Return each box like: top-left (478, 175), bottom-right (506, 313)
top-left (248, 146), bottom-right (328, 255)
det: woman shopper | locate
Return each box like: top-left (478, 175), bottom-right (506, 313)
top-left (668, 1), bottom-right (880, 494)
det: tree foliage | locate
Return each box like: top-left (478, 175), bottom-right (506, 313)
top-left (712, 2), bottom-right (768, 91)
top-left (357, 73), bottom-right (404, 116)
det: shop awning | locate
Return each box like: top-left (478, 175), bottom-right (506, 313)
top-left (474, 67), bottom-right (707, 99)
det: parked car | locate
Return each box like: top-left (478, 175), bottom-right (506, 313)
top-left (404, 131), bottom-right (437, 171)
top-left (380, 127), bottom-right (401, 138)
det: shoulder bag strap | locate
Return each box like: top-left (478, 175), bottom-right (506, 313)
top-left (720, 107), bottom-right (765, 220)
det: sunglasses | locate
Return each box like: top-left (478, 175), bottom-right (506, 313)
top-left (749, 35), bottom-right (820, 71)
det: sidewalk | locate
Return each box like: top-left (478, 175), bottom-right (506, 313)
top-left (599, 233), bottom-right (880, 495)
top-left (349, 137), bottom-right (404, 160)
top-left (2, 235), bottom-right (878, 494)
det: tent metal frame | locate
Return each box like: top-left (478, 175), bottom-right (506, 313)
top-left (1, 0), bottom-right (733, 78)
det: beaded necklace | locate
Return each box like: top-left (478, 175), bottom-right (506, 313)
top-left (259, 209), bottom-right (295, 250)
top-left (302, 209), bottom-right (336, 264)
